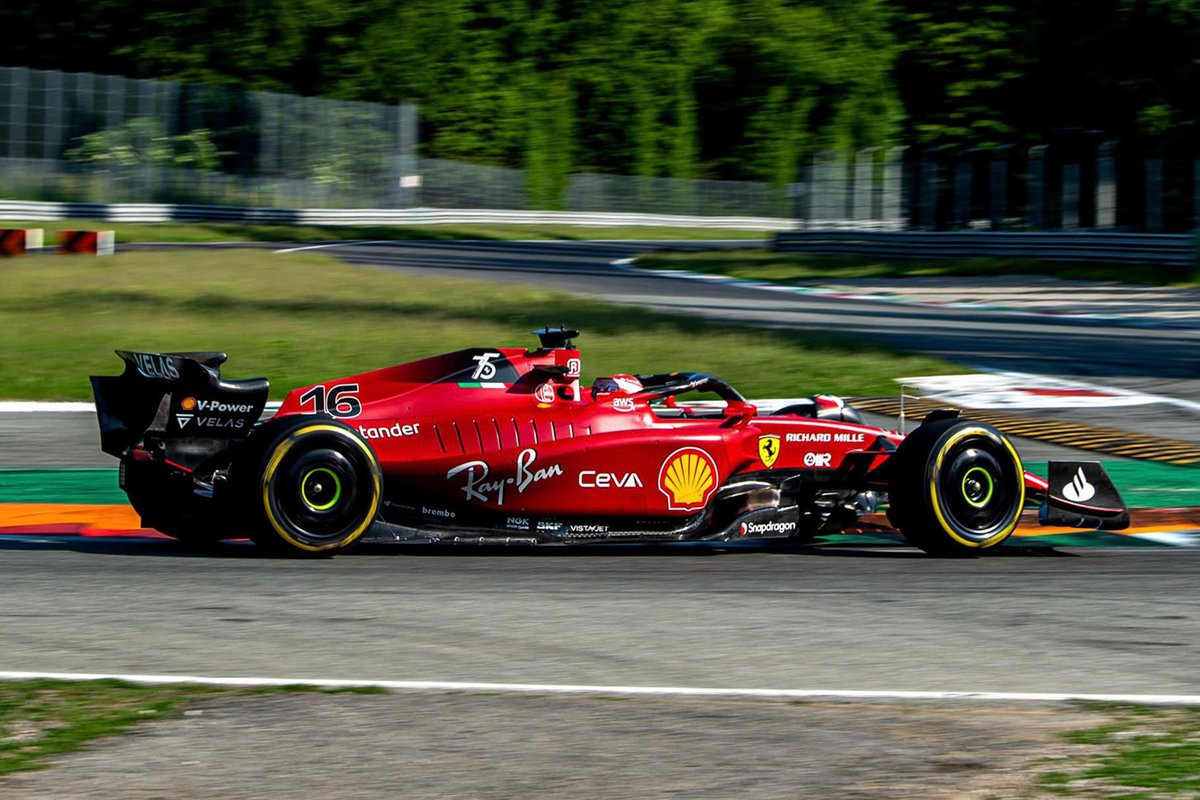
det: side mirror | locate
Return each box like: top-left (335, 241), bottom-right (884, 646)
top-left (722, 401), bottom-right (757, 428)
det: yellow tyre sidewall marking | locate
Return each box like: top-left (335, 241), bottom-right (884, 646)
top-left (927, 427), bottom-right (1025, 549)
top-left (260, 424), bottom-right (382, 552)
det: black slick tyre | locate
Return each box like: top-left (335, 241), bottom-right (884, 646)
top-left (886, 419), bottom-right (1025, 557)
top-left (237, 417), bottom-right (382, 556)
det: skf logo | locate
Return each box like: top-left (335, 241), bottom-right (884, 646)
top-left (758, 435), bottom-right (780, 468)
top-left (180, 396), bottom-right (197, 411)
top-left (658, 447), bottom-right (718, 511)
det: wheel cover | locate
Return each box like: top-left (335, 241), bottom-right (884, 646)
top-left (301, 467), bottom-right (343, 511)
top-left (930, 431), bottom-right (1024, 547)
top-left (960, 465), bottom-right (995, 508)
top-left (261, 425), bottom-right (381, 551)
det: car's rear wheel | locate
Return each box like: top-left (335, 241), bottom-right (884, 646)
top-left (886, 419), bottom-right (1025, 557)
top-left (237, 418), bottom-right (382, 556)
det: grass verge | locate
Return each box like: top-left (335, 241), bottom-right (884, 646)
top-left (1038, 703), bottom-right (1200, 797)
top-left (0, 219), bottom-right (767, 244)
top-left (635, 249), bottom-right (1200, 286)
top-left (0, 249), bottom-right (955, 400)
top-left (0, 679), bottom-right (383, 777)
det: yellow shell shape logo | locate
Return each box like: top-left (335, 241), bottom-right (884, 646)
top-left (658, 448), bottom-right (718, 510)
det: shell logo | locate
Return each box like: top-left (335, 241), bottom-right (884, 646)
top-left (658, 447), bottom-right (719, 511)
top-left (180, 396), bottom-right (197, 411)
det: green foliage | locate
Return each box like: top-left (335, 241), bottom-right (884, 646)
top-left (0, 0), bottom-right (901, 183)
top-left (893, 0), bottom-right (1200, 147)
top-left (65, 119), bottom-right (225, 172)
top-left (6, 0), bottom-right (1200, 172)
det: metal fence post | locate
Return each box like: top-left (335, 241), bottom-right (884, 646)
top-left (1194, 159), bottom-right (1200, 231)
top-left (1062, 163), bottom-right (1081, 229)
top-left (398, 101), bottom-right (420, 208)
top-left (881, 146), bottom-right (907, 228)
top-left (810, 151), bottom-right (831, 226)
top-left (853, 147), bottom-right (878, 225)
top-left (1028, 145), bottom-right (1048, 229)
top-left (990, 145), bottom-right (1011, 229)
top-left (826, 150), bottom-right (849, 226)
top-left (1145, 158), bottom-right (1163, 231)
top-left (955, 150), bottom-right (976, 229)
top-left (1095, 141), bottom-right (1117, 229)
top-left (7, 66), bottom-right (29, 158)
top-left (43, 68), bottom-right (63, 159)
top-left (919, 147), bottom-right (944, 229)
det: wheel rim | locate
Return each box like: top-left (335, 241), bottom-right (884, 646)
top-left (301, 467), bottom-right (342, 511)
top-left (266, 440), bottom-right (374, 548)
top-left (936, 439), bottom-right (1020, 543)
top-left (960, 466), bottom-right (994, 508)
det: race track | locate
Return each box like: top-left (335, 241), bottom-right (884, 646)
top-left (3, 238), bottom-right (1199, 703)
top-left (2, 539), bottom-right (1199, 697)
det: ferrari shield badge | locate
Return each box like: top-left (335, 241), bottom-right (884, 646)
top-left (758, 435), bottom-right (780, 469)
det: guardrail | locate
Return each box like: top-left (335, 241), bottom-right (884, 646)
top-left (775, 230), bottom-right (1196, 265)
top-left (0, 200), bottom-right (796, 231)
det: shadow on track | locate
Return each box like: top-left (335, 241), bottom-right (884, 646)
top-left (0, 536), bottom-right (1074, 559)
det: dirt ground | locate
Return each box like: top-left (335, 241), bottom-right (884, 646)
top-left (0, 692), bottom-right (1111, 799)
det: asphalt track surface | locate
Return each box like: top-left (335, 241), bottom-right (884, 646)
top-left (2, 540), bottom-right (1198, 697)
top-left (3, 238), bottom-right (1199, 795)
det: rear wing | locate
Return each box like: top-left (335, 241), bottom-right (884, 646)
top-left (90, 350), bottom-right (268, 456)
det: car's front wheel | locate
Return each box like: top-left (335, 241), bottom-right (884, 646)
top-left (237, 418), bottom-right (382, 556)
top-left (886, 419), bottom-right (1026, 557)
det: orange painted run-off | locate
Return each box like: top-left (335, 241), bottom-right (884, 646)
top-left (0, 504), bottom-right (1195, 542)
top-left (0, 503), bottom-right (161, 538)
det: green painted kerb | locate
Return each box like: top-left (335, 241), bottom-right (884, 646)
top-left (1025, 461), bottom-right (1200, 510)
top-left (0, 469), bottom-right (127, 505)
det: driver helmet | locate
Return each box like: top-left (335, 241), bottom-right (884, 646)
top-left (592, 373), bottom-right (643, 396)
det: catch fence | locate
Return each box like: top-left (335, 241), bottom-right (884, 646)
top-left (3, 65), bottom-right (1200, 230)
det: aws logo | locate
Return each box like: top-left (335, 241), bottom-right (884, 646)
top-left (658, 447), bottom-right (719, 511)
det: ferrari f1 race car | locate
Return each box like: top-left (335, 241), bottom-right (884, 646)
top-left (91, 327), bottom-right (1128, 556)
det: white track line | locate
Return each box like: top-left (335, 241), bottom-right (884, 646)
top-left (0, 402), bottom-right (95, 413)
top-left (1, 671), bottom-right (1198, 705)
top-left (273, 240), bottom-right (391, 254)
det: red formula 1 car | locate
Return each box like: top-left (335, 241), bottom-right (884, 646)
top-left (91, 327), bottom-right (1128, 556)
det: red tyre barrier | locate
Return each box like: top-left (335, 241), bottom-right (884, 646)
top-left (0, 228), bottom-right (44, 256)
top-left (59, 230), bottom-right (115, 255)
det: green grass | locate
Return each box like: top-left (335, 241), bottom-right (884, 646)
top-left (0, 249), bottom-right (955, 400)
top-left (0, 679), bottom-right (385, 777)
top-left (1038, 704), bottom-right (1200, 797)
top-left (635, 249), bottom-right (1200, 286)
top-left (0, 219), bottom-right (767, 244)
